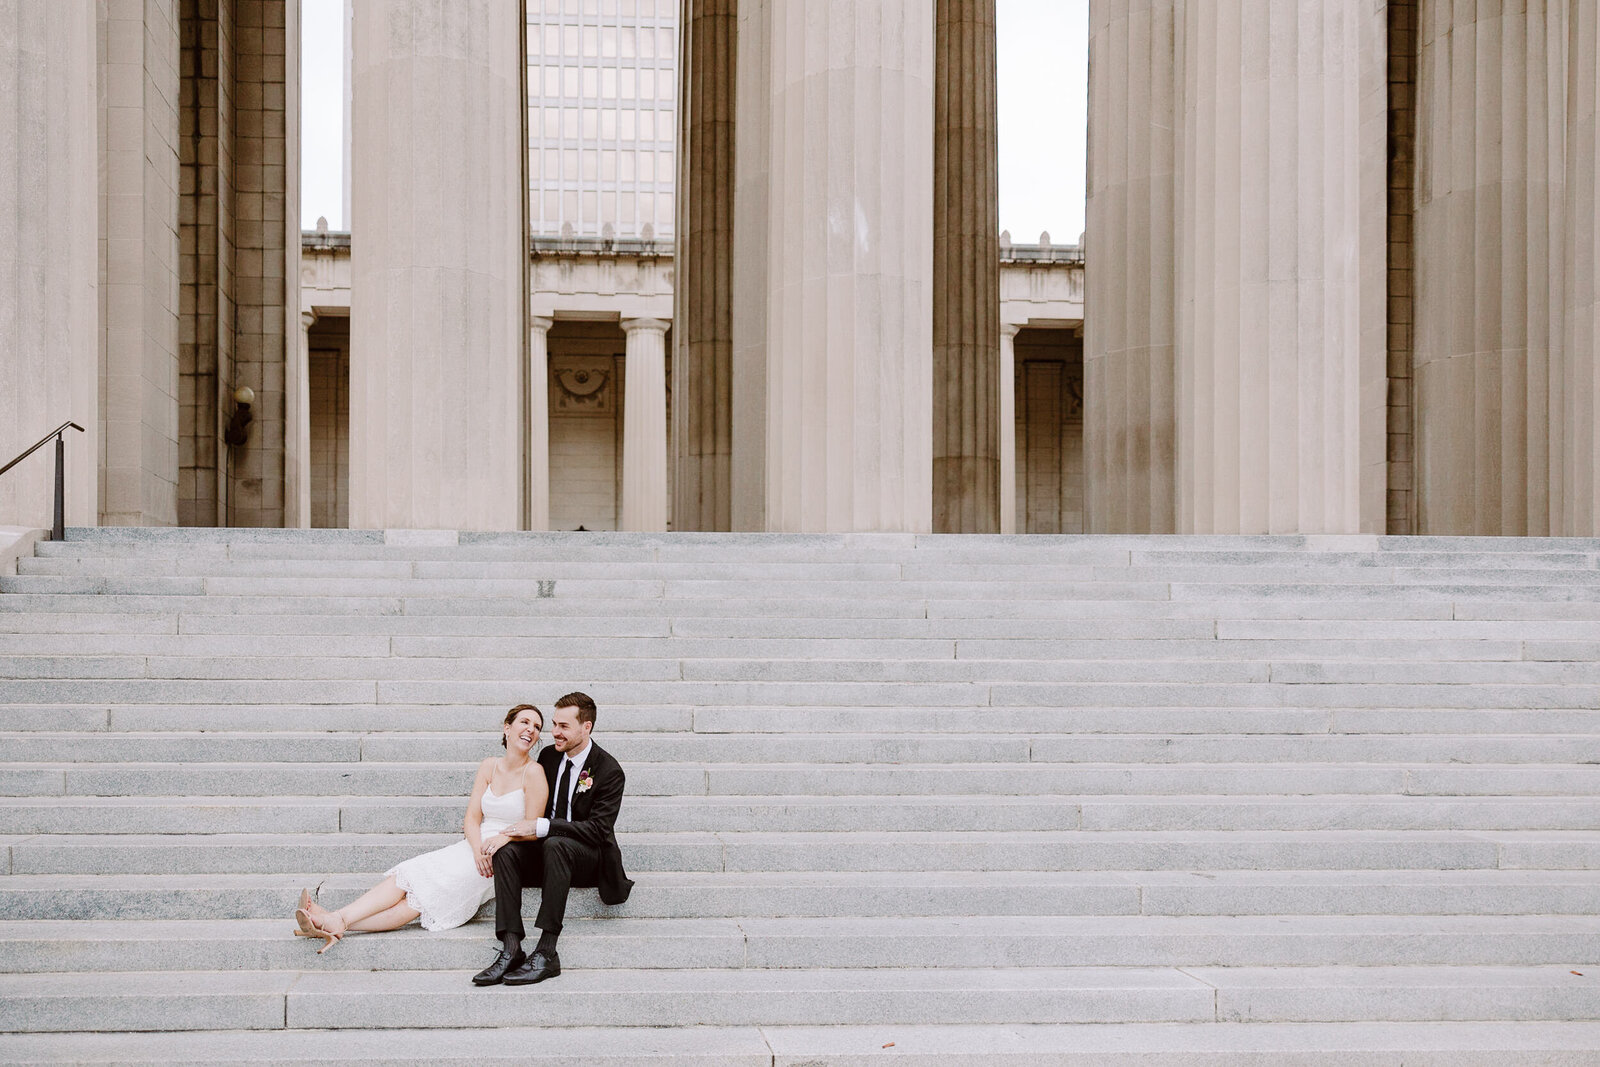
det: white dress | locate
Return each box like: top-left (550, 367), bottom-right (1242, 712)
top-left (388, 785), bottom-right (525, 931)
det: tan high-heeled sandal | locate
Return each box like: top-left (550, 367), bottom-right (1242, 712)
top-left (295, 907), bottom-right (345, 954)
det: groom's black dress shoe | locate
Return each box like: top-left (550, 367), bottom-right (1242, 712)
top-left (503, 949), bottom-right (560, 985)
top-left (471, 947), bottom-right (526, 986)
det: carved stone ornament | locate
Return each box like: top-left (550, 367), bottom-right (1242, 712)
top-left (551, 356), bottom-right (616, 414)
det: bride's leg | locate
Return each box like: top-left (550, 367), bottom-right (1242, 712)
top-left (320, 875), bottom-right (408, 933)
top-left (345, 900), bottom-right (421, 932)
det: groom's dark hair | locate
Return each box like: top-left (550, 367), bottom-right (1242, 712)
top-left (555, 691), bottom-right (597, 728)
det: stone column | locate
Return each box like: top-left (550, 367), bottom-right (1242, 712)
top-left (620, 318), bottom-right (671, 531)
top-left (527, 316), bottom-right (554, 531)
top-left (933, 0), bottom-right (1000, 533)
top-left (999, 323), bottom-right (1019, 534)
top-left (1413, 0), bottom-right (1566, 535)
top-left (1085, 0), bottom-right (1178, 534)
top-left (0, 2), bottom-right (98, 529)
top-left (1563, 1), bottom-right (1600, 534)
top-left (101, 0), bottom-right (181, 526)
top-left (674, 0), bottom-right (736, 531)
top-left (286, 311), bottom-right (315, 528)
top-left (735, 0), bottom-right (935, 533)
top-left (1176, 0), bottom-right (1387, 534)
top-left (348, 0), bottom-right (525, 531)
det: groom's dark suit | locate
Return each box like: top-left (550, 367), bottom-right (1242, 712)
top-left (491, 740), bottom-right (633, 939)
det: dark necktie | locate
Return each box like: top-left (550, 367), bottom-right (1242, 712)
top-left (553, 758), bottom-right (572, 822)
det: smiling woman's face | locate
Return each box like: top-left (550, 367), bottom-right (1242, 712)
top-left (502, 708), bottom-right (542, 751)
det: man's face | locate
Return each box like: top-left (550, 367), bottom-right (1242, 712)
top-left (550, 707), bottom-right (592, 754)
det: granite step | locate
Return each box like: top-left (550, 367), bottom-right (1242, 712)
top-left (6, 1021), bottom-right (1600, 1065)
top-left (7, 869), bottom-right (1599, 921)
top-left (6, 964), bottom-right (1599, 1032)
top-left (5, 915), bottom-right (1597, 973)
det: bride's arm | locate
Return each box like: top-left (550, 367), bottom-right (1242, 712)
top-left (499, 763), bottom-right (550, 840)
top-left (462, 758), bottom-right (493, 852)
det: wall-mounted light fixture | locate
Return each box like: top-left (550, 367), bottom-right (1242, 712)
top-left (224, 385), bottom-right (255, 447)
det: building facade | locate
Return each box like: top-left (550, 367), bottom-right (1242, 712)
top-left (4, 1), bottom-right (1599, 537)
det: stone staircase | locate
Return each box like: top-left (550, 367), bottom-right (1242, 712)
top-left (2, 528), bottom-right (1600, 1063)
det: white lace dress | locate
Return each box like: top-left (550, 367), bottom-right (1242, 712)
top-left (388, 785), bottom-right (524, 931)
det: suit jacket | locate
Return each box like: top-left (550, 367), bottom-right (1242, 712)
top-left (539, 740), bottom-right (633, 905)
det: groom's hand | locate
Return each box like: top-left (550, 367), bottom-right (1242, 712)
top-left (503, 819), bottom-right (538, 839)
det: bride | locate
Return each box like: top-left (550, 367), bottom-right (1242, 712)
top-left (294, 704), bottom-right (550, 952)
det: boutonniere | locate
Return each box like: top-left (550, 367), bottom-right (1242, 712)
top-left (576, 769), bottom-right (594, 793)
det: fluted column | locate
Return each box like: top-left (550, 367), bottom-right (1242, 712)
top-left (527, 316), bottom-right (553, 532)
top-left (738, 0), bottom-right (935, 532)
top-left (674, 0), bottom-right (736, 531)
top-left (1414, 0), bottom-right (1565, 535)
top-left (1085, 0), bottom-right (1178, 534)
top-left (999, 323), bottom-right (1019, 534)
top-left (621, 318), bottom-right (671, 531)
top-left (1176, 0), bottom-right (1387, 534)
top-left (287, 311), bottom-right (315, 528)
top-left (933, 0), bottom-right (1000, 532)
top-left (1563, 1), bottom-right (1600, 533)
top-left (348, 0), bottom-right (525, 530)
top-left (0, 2), bottom-right (98, 530)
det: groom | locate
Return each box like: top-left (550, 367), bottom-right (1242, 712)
top-left (472, 691), bottom-right (633, 986)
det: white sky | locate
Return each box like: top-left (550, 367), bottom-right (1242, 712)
top-left (299, 0), bottom-right (1089, 242)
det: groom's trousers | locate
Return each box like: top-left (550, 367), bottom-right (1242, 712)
top-left (491, 836), bottom-right (602, 938)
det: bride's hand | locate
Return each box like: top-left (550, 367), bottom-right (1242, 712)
top-left (475, 835), bottom-right (508, 877)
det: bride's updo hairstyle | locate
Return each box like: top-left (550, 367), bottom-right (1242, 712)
top-left (501, 704), bottom-right (543, 748)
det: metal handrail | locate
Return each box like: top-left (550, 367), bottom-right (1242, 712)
top-left (0, 421), bottom-right (86, 541)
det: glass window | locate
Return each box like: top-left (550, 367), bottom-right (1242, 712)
top-left (584, 0), bottom-right (598, 15)
top-left (563, 190), bottom-right (578, 221)
top-left (562, 66), bottom-right (578, 96)
top-left (544, 26), bottom-right (559, 57)
top-left (620, 109), bottom-right (635, 140)
top-left (544, 190), bottom-right (559, 225)
top-left (543, 148), bottom-right (559, 180)
top-left (657, 193), bottom-right (673, 231)
top-left (602, 191), bottom-right (616, 225)
top-left (583, 151), bottom-right (598, 180)
top-left (639, 109), bottom-right (654, 141)
top-left (640, 68), bottom-right (655, 98)
top-left (638, 150), bottom-right (653, 183)
top-left (641, 27), bottom-right (655, 58)
top-left (582, 190), bottom-right (597, 225)
top-left (562, 108), bottom-right (579, 138)
top-left (658, 28), bottom-right (674, 62)
top-left (638, 0), bottom-right (653, 16)
top-left (620, 191), bottom-right (635, 226)
top-left (602, 68), bottom-right (616, 99)
top-left (583, 67), bottom-right (598, 96)
top-left (659, 110), bottom-right (673, 139)
top-left (602, 0), bottom-right (616, 14)
top-left (582, 108), bottom-right (598, 137)
top-left (621, 0), bottom-right (634, 14)
top-left (602, 27), bottom-right (617, 58)
top-left (601, 109), bottom-right (617, 139)
top-left (659, 148), bottom-right (673, 176)
top-left (545, 0), bottom-right (560, 13)
top-left (620, 68), bottom-right (636, 100)
top-left (563, 25), bottom-right (579, 57)
top-left (659, 69), bottom-right (673, 100)
top-left (545, 66), bottom-right (560, 97)
top-left (583, 27), bottom-right (598, 57)
top-left (543, 109), bottom-right (559, 139)
top-left (620, 151), bottom-right (635, 181)
top-left (621, 28), bottom-right (635, 59)
top-left (562, 149), bottom-right (579, 180)
top-left (602, 150), bottom-right (616, 180)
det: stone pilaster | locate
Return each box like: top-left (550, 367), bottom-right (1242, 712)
top-left (999, 323), bottom-right (1019, 534)
top-left (0, 1), bottom-right (98, 529)
top-left (1085, 0), bottom-right (1178, 534)
top-left (348, 0), bottom-right (526, 531)
top-left (673, 0), bottom-right (736, 531)
top-left (101, 0), bottom-right (181, 526)
top-left (1413, 0), bottom-right (1566, 535)
top-left (287, 310), bottom-right (314, 528)
top-left (933, 0), bottom-right (1000, 533)
top-left (1562, 0), bottom-right (1600, 533)
top-left (1176, 0), bottom-right (1387, 534)
top-left (735, 0), bottom-right (935, 533)
top-left (621, 318), bottom-right (671, 531)
top-left (528, 316), bottom-right (553, 531)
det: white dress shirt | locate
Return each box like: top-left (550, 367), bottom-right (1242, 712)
top-left (535, 740), bottom-right (592, 838)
